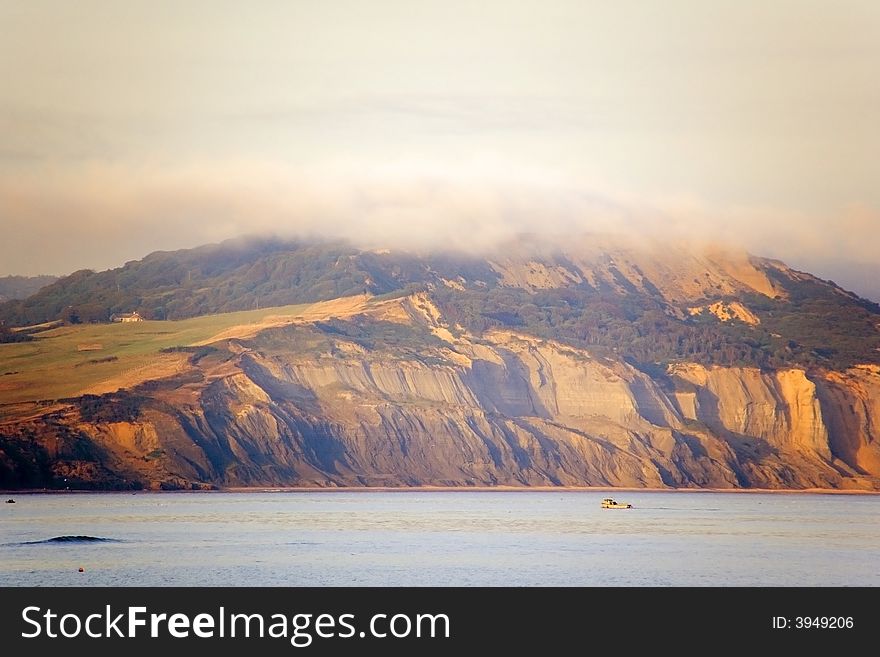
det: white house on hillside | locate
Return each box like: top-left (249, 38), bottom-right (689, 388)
top-left (110, 312), bottom-right (143, 323)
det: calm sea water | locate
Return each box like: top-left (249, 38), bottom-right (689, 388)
top-left (0, 491), bottom-right (877, 586)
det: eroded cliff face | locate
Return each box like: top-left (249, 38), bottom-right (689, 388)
top-left (667, 364), bottom-right (830, 455)
top-left (1, 296), bottom-right (878, 490)
top-left (813, 366), bottom-right (880, 479)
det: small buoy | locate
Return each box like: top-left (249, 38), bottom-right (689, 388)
top-left (78, 567), bottom-right (84, 573)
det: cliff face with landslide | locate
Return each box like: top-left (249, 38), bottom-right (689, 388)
top-left (2, 233), bottom-right (880, 491)
top-left (2, 293), bottom-right (878, 490)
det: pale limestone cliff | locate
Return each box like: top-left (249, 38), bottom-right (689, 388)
top-left (814, 366), bottom-right (880, 478)
top-left (1, 295), bottom-right (878, 491)
top-left (667, 364), bottom-right (830, 456)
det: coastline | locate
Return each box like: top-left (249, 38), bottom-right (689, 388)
top-left (3, 485), bottom-right (878, 496)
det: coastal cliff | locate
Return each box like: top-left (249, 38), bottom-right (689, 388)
top-left (2, 295), bottom-right (878, 490)
top-left (2, 238), bottom-right (879, 491)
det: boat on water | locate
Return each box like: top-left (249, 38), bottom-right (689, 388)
top-left (601, 497), bottom-right (632, 509)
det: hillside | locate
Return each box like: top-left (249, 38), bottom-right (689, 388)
top-left (0, 275), bottom-right (57, 303)
top-left (0, 236), bottom-right (480, 326)
top-left (1, 235), bottom-right (878, 371)
top-left (1, 236), bottom-right (879, 491)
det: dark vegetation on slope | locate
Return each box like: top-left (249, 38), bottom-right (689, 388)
top-left (1, 236), bottom-right (878, 371)
top-left (433, 278), bottom-right (880, 371)
top-left (0, 275), bottom-right (57, 303)
top-left (0, 237), bottom-right (497, 326)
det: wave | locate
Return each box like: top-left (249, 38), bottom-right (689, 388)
top-left (17, 535), bottom-right (121, 545)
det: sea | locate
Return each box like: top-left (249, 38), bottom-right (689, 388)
top-left (1, 490), bottom-right (877, 587)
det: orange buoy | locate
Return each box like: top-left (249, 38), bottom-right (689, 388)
top-left (78, 567), bottom-right (84, 573)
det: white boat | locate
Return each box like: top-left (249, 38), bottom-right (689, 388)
top-left (601, 497), bottom-right (632, 509)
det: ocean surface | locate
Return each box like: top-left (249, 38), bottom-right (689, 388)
top-left (1, 490), bottom-right (877, 586)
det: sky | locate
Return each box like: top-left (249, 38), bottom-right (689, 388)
top-left (1, 1), bottom-right (878, 299)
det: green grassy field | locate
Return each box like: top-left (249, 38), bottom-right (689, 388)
top-left (0, 302), bottom-right (311, 406)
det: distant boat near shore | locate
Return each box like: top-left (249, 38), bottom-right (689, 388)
top-left (601, 497), bottom-right (632, 509)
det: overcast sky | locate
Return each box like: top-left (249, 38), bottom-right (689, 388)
top-left (1, 1), bottom-right (878, 298)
